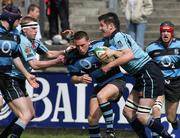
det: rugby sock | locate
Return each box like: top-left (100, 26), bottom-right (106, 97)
top-left (99, 102), bottom-right (114, 133)
top-left (147, 117), bottom-right (172, 138)
top-left (129, 117), bottom-right (147, 138)
top-left (0, 117), bottom-right (18, 138)
top-left (152, 118), bottom-right (161, 138)
top-left (88, 124), bottom-right (101, 138)
top-left (9, 119), bottom-right (26, 138)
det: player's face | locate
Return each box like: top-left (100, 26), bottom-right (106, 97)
top-left (161, 30), bottom-right (173, 43)
top-left (23, 27), bottom-right (37, 39)
top-left (99, 20), bottom-right (112, 37)
top-left (74, 37), bottom-right (90, 55)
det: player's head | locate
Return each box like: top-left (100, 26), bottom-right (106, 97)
top-left (98, 12), bottom-right (120, 37)
top-left (73, 31), bottom-right (90, 55)
top-left (0, 4), bottom-right (22, 29)
top-left (21, 16), bottom-right (38, 39)
top-left (160, 21), bottom-right (174, 44)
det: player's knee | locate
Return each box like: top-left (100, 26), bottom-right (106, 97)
top-left (96, 93), bottom-right (106, 103)
top-left (19, 110), bottom-right (34, 123)
top-left (136, 114), bottom-right (147, 125)
top-left (123, 99), bottom-right (138, 120)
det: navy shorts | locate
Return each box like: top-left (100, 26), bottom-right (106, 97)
top-left (0, 75), bottom-right (28, 103)
top-left (133, 61), bottom-right (165, 98)
top-left (165, 77), bottom-right (180, 102)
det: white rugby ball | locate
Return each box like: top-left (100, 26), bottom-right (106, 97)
top-left (94, 47), bottom-right (115, 64)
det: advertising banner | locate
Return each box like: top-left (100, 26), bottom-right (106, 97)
top-left (0, 73), bottom-right (179, 137)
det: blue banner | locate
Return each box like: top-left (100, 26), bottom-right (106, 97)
top-left (0, 72), bottom-right (179, 137)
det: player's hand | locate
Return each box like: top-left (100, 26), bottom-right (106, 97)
top-left (56, 55), bottom-right (66, 64)
top-left (80, 74), bottom-right (92, 84)
top-left (101, 64), bottom-right (112, 74)
top-left (26, 74), bottom-right (39, 88)
top-left (64, 45), bottom-right (76, 54)
top-left (100, 47), bottom-right (115, 61)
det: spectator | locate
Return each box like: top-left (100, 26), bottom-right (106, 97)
top-left (121, 0), bottom-right (153, 49)
top-left (1, 0), bottom-right (13, 7)
top-left (44, 0), bottom-right (70, 45)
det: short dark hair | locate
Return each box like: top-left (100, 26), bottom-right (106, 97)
top-left (73, 31), bottom-right (89, 41)
top-left (98, 12), bottom-right (120, 31)
top-left (27, 4), bottom-right (40, 14)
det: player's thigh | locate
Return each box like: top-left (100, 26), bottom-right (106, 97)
top-left (97, 84), bottom-right (120, 100)
top-left (8, 97), bottom-right (32, 117)
top-left (0, 94), bottom-right (3, 110)
top-left (97, 78), bottom-right (126, 101)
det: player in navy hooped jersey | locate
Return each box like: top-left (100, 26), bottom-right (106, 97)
top-left (98, 12), bottom-right (172, 138)
top-left (0, 4), bottom-right (39, 138)
top-left (0, 16), bottom-right (66, 138)
top-left (146, 21), bottom-right (180, 137)
top-left (66, 31), bottom-right (126, 138)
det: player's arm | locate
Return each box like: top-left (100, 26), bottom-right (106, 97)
top-left (13, 57), bottom-right (39, 88)
top-left (45, 45), bottom-right (76, 58)
top-left (71, 74), bottom-right (92, 84)
top-left (45, 50), bottom-right (65, 58)
top-left (101, 48), bottom-right (134, 73)
top-left (28, 55), bottom-right (65, 70)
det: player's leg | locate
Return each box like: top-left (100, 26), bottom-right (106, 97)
top-left (136, 61), bottom-right (172, 138)
top-left (0, 96), bottom-right (34, 138)
top-left (0, 78), bottom-right (34, 138)
top-left (166, 101), bottom-right (179, 130)
top-left (164, 78), bottom-right (180, 130)
top-left (123, 90), bottom-right (147, 138)
top-left (7, 97), bottom-right (34, 138)
top-left (88, 97), bottom-right (102, 138)
top-left (151, 95), bottom-right (164, 138)
top-left (97, 78), bottom-right (125, 138)
top-left (0, 92), bottom-right (3, 111)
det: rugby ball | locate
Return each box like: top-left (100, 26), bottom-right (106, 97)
top-left (94, 47), bottom-right (115, 64)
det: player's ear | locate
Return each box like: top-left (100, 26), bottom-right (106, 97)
top-left (109, 23), bottom-right (114, 30)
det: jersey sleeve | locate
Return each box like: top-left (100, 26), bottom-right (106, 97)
top-left (113, 33), bottom-right (135, 50)
top-left (36, 40), bottom-right (49, 55)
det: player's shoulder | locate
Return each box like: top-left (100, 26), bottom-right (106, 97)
top-left (174, 37), bottom-right (180, 42)
top-left (147, 39), bottom-right (160, 47)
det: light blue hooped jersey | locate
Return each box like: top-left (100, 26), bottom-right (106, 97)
top-left (11, 33), bottom-right (48, 79)
top-left (146, 38), bottom-right (180, 78)
top-left (106, 32), bottom-right (151, 75)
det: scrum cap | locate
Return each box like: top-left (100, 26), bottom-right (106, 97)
top-left (160, 21), bottom-right (174, 35)
top-left (0, 4), bottom-right (22, 26)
